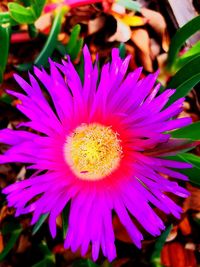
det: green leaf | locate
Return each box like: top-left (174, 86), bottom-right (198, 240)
top-left (0, 12), bottom-right (18, 26)
top-left (0, 12), bottom-right (10, 24)
top-left (173, 41), bottom-right (200, 70)
top-left (70, 38), bottom-right (84, 61)
top-left (8, 0), bottom-right (45, 24)
top-left (15, 62), bottom-right (33, 71)
top-left (32, 242), bottom-right (55, 267)
top-left (167, 15), bottom-right (200, 70)
top-left (73, 259), bottom-right (99, 267)
top-left (28, 23), bottom-right (38, 38)
top-left (0, 93), bottom-right (12, 104)
top-left (8, 3), bottom-right (37, 24)
top-left (171, 121), bottom-right (200, 141)
top-left (65, 24), bottom-right (83, 60)
top-left (34, 10), bottom-right (63, 66)
top-left (0, 222), bottom-right (22, 261)
top-left (66, 24), bottom-right (81, 54)
top-left (33, 213), bottom-right (49, 235)
top-left (57, 24), bottom-right (83, 60)
top-left (32, 258), bottom-right (55, 267)
top-left (116, 0), bottom-right (141, 12)
top-left (76, 54), bottom-right (84, 83)
top-left (151, 225), bottom-right (172, 267)
top-left (62, 204), bottom-right (70, 238)
top-left (166, 54), bottom-right (200, 105)
top-left (0, 24), bottom-right (11, 83)
top-left (31, 0), bottom-right (46, 18)
top-left (168, 54), bottom-right (200, 88)
top-left (119, 43), bottom-right (126, 58)
top-left (165, 153), bottom-right (200, 186)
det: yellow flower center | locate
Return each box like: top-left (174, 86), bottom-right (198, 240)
top-left (64, 123), bottom-right (123, 181)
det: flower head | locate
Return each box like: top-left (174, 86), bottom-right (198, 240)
top-left (1, 46), bottom-right (192, 261)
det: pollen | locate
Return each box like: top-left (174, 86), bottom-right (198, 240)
top-left (64, 123), bottom-right (123, 180)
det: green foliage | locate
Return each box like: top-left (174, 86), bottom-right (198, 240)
top-left (0, 24), bottom-right (11, 83)
top-left (119, 43), bottom-right (126, 58)
top-left (165, 153), bottom-right (200, 186)
top-left (32, 258), bottom-right (55, 267)
top-left (0, 222), bottom-right (22, 261)
top-left (171, 121), bottom-right (200, 141)
top-left (31, 0), bottom-right (46, 18)
top-left (0, 12), bottom-right (18, 26)
top-left (150, 225), bottom-right (172, 267)
top-left (168, 54), bottom-right (200, 89)
top-left (8, 0), bottom-right (46, 24)
top-left (35, 9), bottom-right (63, 66)
top-left (173, 41), bottom-right (200, 70)
top-left (62, 204), bottom-right (70, 238)
top-left (8, 3), bottom-right (36, 24)
top-left (0, 93), bottom-right (12, 104)
top-left (32, 242), bottom-right (55, 267)
top-left (167, 15), bottom-right (200, 70)
top-left (65, 24), bottom-right (83, 61)
top-left (28, 23), bottom-right (39, 38)
top-left (166, 55), bottom-right (200, 106)
top-left (33, 213), bottom-right (49, 235)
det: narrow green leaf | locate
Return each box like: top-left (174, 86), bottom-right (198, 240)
top-left (151, 225), bottom-right (172, 267)
top-left (168, 54), bottom-right (200, 89)
top-left (167, 15), bottom-right (200, 69)
top-left (171, 121), bottom-right (200, 141)
top-left (76, 54), bottom-right (84, 83)
top-left (166, 55), bottom-right (200, 105)
top-left (0, 24), bottom-right (11, 83)
top-left (62, 204), bottom-right (70, 238)
top-left (70, 38), bottom-right (83, 61)
top-left (66, 24), bottom-right (81, 54)
top-left (179, 41), bottom-right (200, 60)
top-left (165, 153), bottom-right (200, 186)
top-left (32, 258), bottom-right (55, 267)
top-left (32, 242), bottom-right (55, 267)
top-left (119, 42), bottom-right (126, 58)
top-left (62, 24), bottom-right (84, 61)
top-left (174, 41), bottom-right (200, 70)
top-left (34, 10), bottom-right (63, 66)
top-left (167, 72), bottom-right (200, 106)
top-left (56, 42), bottom-right (67, 56)
top-left (116, 0), bottom-right (141, 12)
top-left (33, 213), bottom-right (49, 235)
top-left (0, 222), bottom-right (22, 261)
top-left (8, 3), bottom-right (36, 24)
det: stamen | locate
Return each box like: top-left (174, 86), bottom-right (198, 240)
top-left (64, 123), bottom-right (123, 180)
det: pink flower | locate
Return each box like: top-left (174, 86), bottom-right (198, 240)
top-left (1, 46), bottom-right (191, 261)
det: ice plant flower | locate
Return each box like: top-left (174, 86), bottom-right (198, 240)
top-left (0, 46), bottom-right (192, 261)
